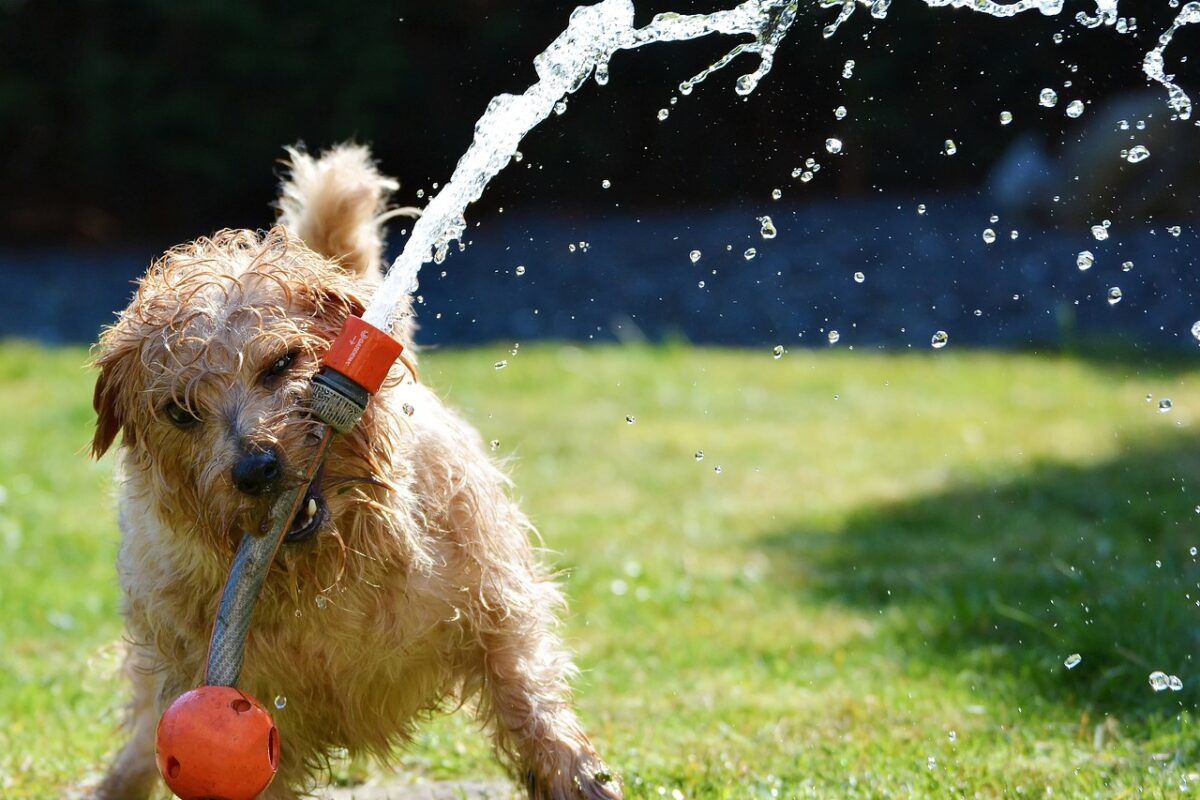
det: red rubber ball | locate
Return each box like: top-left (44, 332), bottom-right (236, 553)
top-left (155, 686), bottom-right (280, 800)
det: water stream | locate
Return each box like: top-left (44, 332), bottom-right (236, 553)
top-left (361, 0), bottom-right (1200, 332)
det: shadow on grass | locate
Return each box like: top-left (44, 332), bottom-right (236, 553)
top-left (761, 433), bottom-right (1200, 717)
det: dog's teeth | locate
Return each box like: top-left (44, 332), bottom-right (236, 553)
top-left (306, 498), bottom-right (317, 518)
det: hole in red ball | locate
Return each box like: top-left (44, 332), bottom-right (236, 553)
top-left (230, 698), bottom-right (252, 713)
top-left (166, 756), bottom-right (180, 779)
top-left (268, 726), bottom-right (280, 769)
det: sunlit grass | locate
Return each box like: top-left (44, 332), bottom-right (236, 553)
top-left (3, 340), bottom-right (1199, 797)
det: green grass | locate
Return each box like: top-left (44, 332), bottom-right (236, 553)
top-left (3, 340), bottom-right (1200, 798)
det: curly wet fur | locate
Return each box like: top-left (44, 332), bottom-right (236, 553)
top-left (88, 146), bottom-right (622, 800)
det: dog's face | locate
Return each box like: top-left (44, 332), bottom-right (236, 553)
top-left (92, 228), bottom-right (384, 556)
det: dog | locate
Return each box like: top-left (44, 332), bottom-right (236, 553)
top-left (88, 144), bottom-right (622, 800)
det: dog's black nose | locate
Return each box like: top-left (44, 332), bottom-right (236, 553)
top-left (231, 447), bottom-right (282, 496)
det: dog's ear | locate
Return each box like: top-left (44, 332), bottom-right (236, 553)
top-left (92, 364), bottom-right (122, 458)
top-left (90, 337), bottom-right (138, 458)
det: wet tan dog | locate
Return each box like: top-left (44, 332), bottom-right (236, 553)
top-left (89, 145), bottom-right (621, 800)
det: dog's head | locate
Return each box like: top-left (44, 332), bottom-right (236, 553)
top-left (92, 227), bottom-right (405, 558)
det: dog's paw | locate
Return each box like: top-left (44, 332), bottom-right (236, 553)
top-left (525, 751), bottom-right (624, 800)
top-left (574, 755), bottom-right (624, 800)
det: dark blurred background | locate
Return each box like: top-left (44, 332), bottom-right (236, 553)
top-left (2, 0), bottom-right (1199, 347)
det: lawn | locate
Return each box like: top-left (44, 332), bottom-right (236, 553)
top-left (2, 340), bottom-right (1200, 798)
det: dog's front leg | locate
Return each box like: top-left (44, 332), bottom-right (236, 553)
top-left (456, 546), bottom-right (621, 800)
top-left (91, 645), bottom-right (170, 800)
top-left (415, 406), bottom-right (623, 799)
top-left (475, 614), bottom-right (623, 800)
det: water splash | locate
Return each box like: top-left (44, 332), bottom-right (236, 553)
top-left (362, 0), bottom-right (800, 329)
top-left (361, 0), bottom-right (1200, 328)
top-left (1142, 2), bottom-right (1200, 121)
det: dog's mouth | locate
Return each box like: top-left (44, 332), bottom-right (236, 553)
top-left (283, 464), bottom-right (328, 544)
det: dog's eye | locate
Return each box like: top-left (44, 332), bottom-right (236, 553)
top-left (162, 401), bottom-right (200, 429)
top-left (265, 351), bottom-right (297, 380)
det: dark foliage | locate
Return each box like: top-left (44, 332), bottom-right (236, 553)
top-left (0, 0), bottom-right (1194, 243)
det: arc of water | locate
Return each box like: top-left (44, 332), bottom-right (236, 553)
top-left (360, 0), bottom-right (1198, 332)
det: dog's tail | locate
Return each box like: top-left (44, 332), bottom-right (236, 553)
top-left (277, 144), bottom-right (417, 278)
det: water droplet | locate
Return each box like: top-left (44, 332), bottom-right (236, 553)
top-left (601, 179), bottom-right (612, 189)
top-left (825, 138), bottom-right (843, 155)
top-left (982, 228), bottom-right (996, 244)
top-left (943, 139), bottom-right (957, 156)
top-left (927, 756), bottom-right (937, 770)
top-left (594, 62), bottom-right (609, 86)
top-left (917, 203), bottom-right (927, 215)
top-left (1010, 230), bottom-right (1019, 240)
top-left (1122, 260), bottom-right (1134, 271)
top-left (713, 465), bottom-right (723, 474)
top-left (853, 271), bottom-right (865, 283)
top-left (1170, 675), bottom-right (1184, 691)
top-left (1076, 250), bottom-right (1095, 271)
top-left (1191, 320), bottom-right (1200, 341)
top-left (828, 330), bottom-right (841, 345)
top-left (948, 730), bottom-right (957, 742)
top-left (315, 595), bottom-right (328, 610)
top-left (931, 331), bottom-right (949, 349)
top-left (771, 188), bottom-right (782, 200)
top-left (293, 609), bottom-right (302, 618)
top-left (625, 415), bottom-right (636, 425)
top-left (1066, 99), bottom-right (1085, 118)
top-left (1000, 110), bottom-right (1014, 125)
top-left (1107, 287), bottom-right (1123, 305)
top-left (490, 439), bottom-right (500, 451)
top-left (758, 215), bottom-right (777, 239)
top-left (515, 265), bottom-right (526, 276)
top-left (1039, 87), bottom-right (1059, 107)
top-left (274, 695), bottom-right (288, 709)
top-left (1126, 144), bottom-right (1150, 163)
top-left (678, 79), bottom-right (693, 95)
top-left (772, 345), bottom-right (785, 359)
top-left (689, 250), bottom-right (702, 264)
top-left (554, 100), bottom-right (567, 116)
top-left (1168, 225), bottom-right (1183, 237)
top-left (694, 450), bottom-right (704, 461)
top-left (835, 105), bottom-right (848, 120)
top-left (657, 108), bottom-right (669, 121)
top-left (402, 403), bottom-right (415, 417)
top-left (1053, 32), bottom-right (1064, 43)
top-left (1065, 653), bottom-right (1082, 669)
top-left (842, 59), bottom-right (855, 79)
top-left (494, 360), bottom-right (508, 370)
top-left (734, 74), bottom-right (756, 95)
top-left (697, 280), bottom-right (705, 288)
top-left (415, 188), bottom-right (425, 199)
top-left (744, 248), bottom-right (757, 261)
top-left (1159, 398), bottom-right (1174, 413)
top-left (1091, 224), bottom-right (1109, 241)
top-left (1149, 671), bottom-right (1170, 691)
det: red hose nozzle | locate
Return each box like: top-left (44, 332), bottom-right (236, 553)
top-left (321, 315), bottom-right (404, 395)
